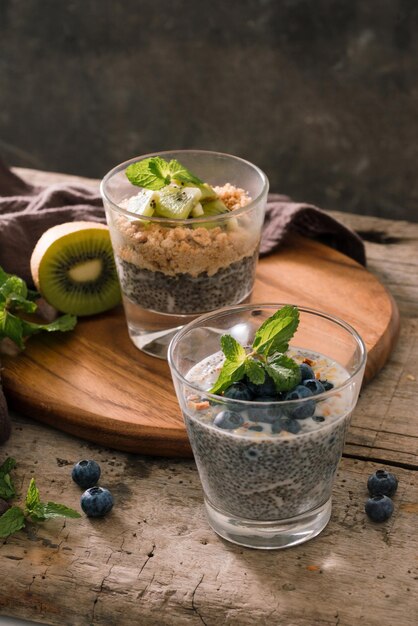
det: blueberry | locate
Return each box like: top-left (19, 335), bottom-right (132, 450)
top-left (367, 469), bottom-right (398, 497)
top-left (365, 494), bottom-right (394, 522)
top-left (284, 385), bottom-right (315, 420)
top-left (213, 410), bottom-right (244, 430)
top-left (246, 373), bottom-right (277, 397)
top-left (285, 385), bottom-right (313, 401)
top-left (223, 382), bottom-right (253, 401)
top-left (248, 398), bottom-right (283, 424)
top-left (303, 379), bottom-right (325, 395)
top-left (71, 460), bottom-right (101, 489)
top-left (312, 415), bottom-right (325, 423)
top-left (320, 380), bottom-right (334, 391)
top-left (300, 363), bottom-right (315, 381)
top-left (81, 486), bottom-right (114, 518)
top-left (274, 416), bottom-right (301, 434)
top-left (248, 425), bottom-right (263, 432)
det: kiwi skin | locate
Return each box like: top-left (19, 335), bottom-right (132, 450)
top-left (30, 221), bottom-right (121, 316)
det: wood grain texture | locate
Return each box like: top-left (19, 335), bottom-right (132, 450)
top-left (0, 416), bottom-right (417, 626)
top-left (1, 234), bottom-right (399, 457)
top-left (0, 169), bottom-right (417, 626)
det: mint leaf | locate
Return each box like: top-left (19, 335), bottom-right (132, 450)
top-left (266, 354), bottom-right (301, 392)
top-left (167, 159), bottom-right (203, 185)
top-left (0, 474), bottom-right (15, 499)
top-left (126, 156), bottom-right (203, 190)
top-left (30, 502), bottom-right (81, 521)
top-left (0, 506), bottom-right (26, 538)
top-left (244, 358), bottom-right (266, 385)
top-left (126, 157), bottom-right (170, 190)
top-left (220, 334), bottom-right (246, 363)
top-left (209, 359), bottom-right (246, 395)
top-left (0, 311), bottom-right (25, 349)
top-left (0, 276), bottom-right (27, 301)
top-left (0, 458), bottom-right (16, 500)
top-left (0, 267), bottom-right (8, 286)
top-left (208, 334), bottom-right (248, 393)
top-left (6, 294), bottom-right (37, 314)
top-left (0, 457), bottom-right (16, 476)
top-left (252, 305), bottom-right (299, 357)
top-left (25, 478), bottom-right (41, 514)
top-left (20, 313), bottom-right (77, 337)
top-left (0, 266), bottom-right (76, 349)
top-left (26, 288), bottom-right (40, 301)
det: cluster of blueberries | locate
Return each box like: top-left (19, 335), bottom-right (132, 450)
top-left (365, 469), bottom-right (398, 522)
top-left (71, 460), bottom-right (114, 518)
top-left (212, 362), bottom-right (334, 433)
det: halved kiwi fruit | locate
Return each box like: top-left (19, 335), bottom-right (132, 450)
top-left (30, 221), bottom-right (121, 316)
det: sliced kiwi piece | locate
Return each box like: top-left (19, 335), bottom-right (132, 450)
top-left (155, 185), bottom-right (202, 219)
top-left (30, 221), bottom-right (121, 316)
top-left (192, 198), bottom-right (230, 230)
top-left (127, 189), bottom-right (157, 217)
top-left (191, 202), bottom-right (205, 217)
top-left (200, 198), bottom-right (229, 215)
top-left (172, 180), bottom-right (217, 202)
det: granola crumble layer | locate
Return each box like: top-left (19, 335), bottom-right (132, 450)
top-left (114, 185), bottom-right (259, 277)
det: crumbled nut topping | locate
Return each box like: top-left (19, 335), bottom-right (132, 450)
top-left (114, 185), bottom-right (259, 277)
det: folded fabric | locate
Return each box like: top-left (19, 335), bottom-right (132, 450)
top-left (0, 160), bottom-right (365, 285)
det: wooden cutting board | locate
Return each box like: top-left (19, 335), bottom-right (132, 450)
top-left (1, 235), bottom-right (399, 457)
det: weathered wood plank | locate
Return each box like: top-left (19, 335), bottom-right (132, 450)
top-left (0, 417), bottom-right (417, 626)
top-left (345, 317), bottom-right (418, 467)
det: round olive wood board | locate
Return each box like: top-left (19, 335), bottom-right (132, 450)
top-left (1, 235), bottom-right (399, 458)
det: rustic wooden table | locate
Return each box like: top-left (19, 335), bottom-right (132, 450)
top-left (1, 170), bottom-right (417, 626)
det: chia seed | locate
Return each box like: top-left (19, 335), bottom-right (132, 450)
top-left (115, 251), bottom-right (258, 314)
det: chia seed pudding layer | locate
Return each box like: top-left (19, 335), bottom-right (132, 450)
top-left (109, 183), bottom-right (262, 315)
top-left (115, 251), bottom-right (258, 314)
top-left (183, 349), bottom-right (353, 521)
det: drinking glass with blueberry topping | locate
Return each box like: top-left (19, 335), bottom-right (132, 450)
top-left (168, 303), bottom-right (366, 549)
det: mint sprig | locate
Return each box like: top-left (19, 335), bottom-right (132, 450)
top-left (0, 460), bottom-right (81, 538)
top-left (126, 156), bottom-right (203, 190)
top-left (209, 305), bottom-right (301, 395)
top-left (0, 457), bottom-right (16, 499)
top-left (0, 266), bottom-right (77, 350)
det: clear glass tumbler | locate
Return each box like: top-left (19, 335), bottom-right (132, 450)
top-left (168, 304), bottom-right (366, 549)
top-left (100, 150), bottom-right (268, 358)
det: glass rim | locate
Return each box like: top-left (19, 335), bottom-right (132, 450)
top-left (99, 149), bottom-right (269, 223)
top-left (167, 302), bottom-right (367, 405)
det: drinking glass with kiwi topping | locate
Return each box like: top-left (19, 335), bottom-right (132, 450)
top-left (100, 150), bottom-right (269, 358)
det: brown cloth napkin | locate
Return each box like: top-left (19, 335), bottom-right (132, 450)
top-left (0, 160), bottom-right (365, 285)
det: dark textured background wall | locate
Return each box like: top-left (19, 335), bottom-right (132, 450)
top-left (1, 0), bottom-right (417, 221)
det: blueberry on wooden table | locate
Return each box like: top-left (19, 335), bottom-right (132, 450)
top-left (81, 487), bottom-right (114, 517)
top-left (367, 469), bottom-right (398, 497)
top-left (365, 495), bottom-right (394, 522)
top-left (71, 459), bottom-right (101, 489)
